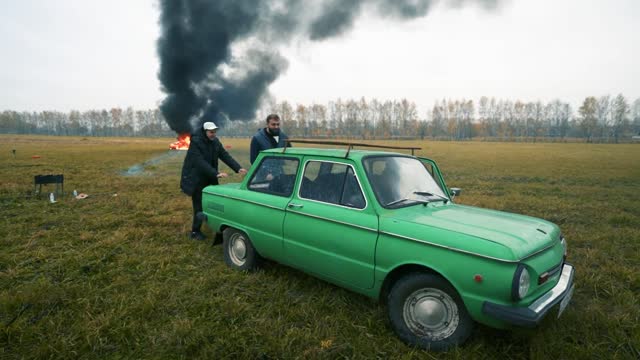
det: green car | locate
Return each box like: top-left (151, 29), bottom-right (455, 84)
top-left (201, 141), bottom-right (575, 351)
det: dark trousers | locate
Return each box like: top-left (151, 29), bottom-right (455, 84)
top-left (191, 187), bottom-right (203, 232)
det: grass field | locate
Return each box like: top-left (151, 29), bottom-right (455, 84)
top-left (1, 135), bottom-right (639, 359)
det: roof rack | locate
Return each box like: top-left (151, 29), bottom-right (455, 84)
top-left (283, 139), bottom-right (421, 157)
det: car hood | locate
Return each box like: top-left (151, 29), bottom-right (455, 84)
top-left (380, 203), bottom-right (560, 261)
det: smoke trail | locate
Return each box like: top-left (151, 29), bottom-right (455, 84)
top-left (201, 48), bottom-right (288, 127)
top-left (308, 0), bottom-right (364, 41)
top-left (157, 0), bottom-right (505, 133)
top-left (157, 0), bottom-right (264, 133)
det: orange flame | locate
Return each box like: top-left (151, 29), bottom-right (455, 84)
top-left (169, 133), bottom-right (191, 150)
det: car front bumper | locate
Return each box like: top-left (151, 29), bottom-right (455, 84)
top-left (482, 263), bottom-right (575, 328)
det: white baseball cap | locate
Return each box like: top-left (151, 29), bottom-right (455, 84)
top-left (203, 122), bottom-right (218, 131)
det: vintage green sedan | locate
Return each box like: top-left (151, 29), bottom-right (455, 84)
top-left (201, 141), bottom-right (575, 351)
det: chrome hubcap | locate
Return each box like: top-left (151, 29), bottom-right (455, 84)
top-left (229, 233), bottom-right (247, 266)
top-left (403, 288), bottom-right (459, 340)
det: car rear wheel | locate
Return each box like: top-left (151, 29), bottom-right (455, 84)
top-left (388, 273), bottom-right (473, 351)
top-left (222, 228), bottom-right (260, 271)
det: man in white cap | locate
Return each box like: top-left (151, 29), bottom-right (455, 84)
top-left (180, 121), bottom-right (247, 240)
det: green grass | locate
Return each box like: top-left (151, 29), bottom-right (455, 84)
top-left (1, 135), bottom-right (639, 359)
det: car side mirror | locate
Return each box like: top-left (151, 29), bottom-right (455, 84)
top-left (450, 188), bottom-right (461, 199)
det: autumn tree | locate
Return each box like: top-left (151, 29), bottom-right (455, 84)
top-left (328, 99), bottom-right (345, 137)
top-left (309, 103), bottom-right (327, 137)
top-left (294, 104), bottom-right (308, 137)
top-left (357, 97), bottom-right (371, 138)
top-left (595, 95), bottom-right (610, 141)
top-left (527, 101), bottom-right (545, 140)
top-left (430, 102), bottom-right (445, 138)
top-left (578, 96), bottom-right (598, 142)
top-left (378, 100), bottom-right (393, 138)
top-left (610, 94), bottom-right (630, 143)
top-left (277, 101), bottom-right (294, 136)
top-left (631, 98), bottom-right (640, 135)
top-left (477, 96), bottom-right (490, 138)
top-left (545, 99), bottom-right (571, 140)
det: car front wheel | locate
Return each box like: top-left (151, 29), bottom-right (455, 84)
top-left (222, 228), bottom-right (260, 271)
top-left (388, 273), bottom-right (473, 351)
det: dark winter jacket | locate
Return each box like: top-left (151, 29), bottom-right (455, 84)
top-left (249, 128), bottom-right (289, 164)
top-left (180, 130), bottom-right (242, 196)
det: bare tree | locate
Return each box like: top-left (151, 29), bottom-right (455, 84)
top-left (445, 100), bottom-right (457, 140)
top-left (328, 99), bottom-right (345, 137)
top-left (460, 99), bottom-right (475, 139)
top-left (477, 96), bottom-right (489, 138)
top-left (295, 104), bottom-right (308, 137)
top-left (631, 98), bottom-right (640, 136)
top-left (343, 99), bottom-right (359, 138)
top-left (488, 97), bottom-right (501, 137)
top-left (309, 103), bottom-right (327, 137)
top-left (369, 98), bottom-right (381, 138)
top-left (544, 101), bottom-right (556, 138)
top-left (430, 102), bottom-right (445, 138)
top-left (356, 97), bottom-right (372, 138)
top-left (277, 101), bottom-right (294, 135)
top-left (611, 94), bottom-right (630, 143)
top-left (559, 102), bottom-right (572, 140)
top-left (500, 100), bottom-right (515, 139)
top-left (121, 107), bottom-right (134, 135)
top-left (595, 95), bottom-right (611, 141)
top-left (379, 100), bottom-right (393, 138)
top-left (110, 108), bottom-right (123, 137)
top-left (545, 99), bottom-right (571, 140)
top-left (526, 101), bottom-right (545, 141)
top-left (396, 99), bottom-right (418, 138)
top-left (579, 96), bottom-right (598, 142)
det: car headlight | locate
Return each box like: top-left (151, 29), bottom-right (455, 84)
top-left (560, 235), bottom-right (567, 259)
top-left (512, 264), bottom-right (530, 301)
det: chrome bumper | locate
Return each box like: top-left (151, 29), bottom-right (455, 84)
top-left (482, 263), bottom-right (575, 327)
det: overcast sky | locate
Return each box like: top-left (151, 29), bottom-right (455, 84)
top-left (1, 0), bottom-right (639, 116)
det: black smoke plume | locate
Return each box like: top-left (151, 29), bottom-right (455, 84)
top-left (157, 0), bottom-right (504, 133)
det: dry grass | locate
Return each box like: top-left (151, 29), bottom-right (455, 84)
top-left (1, 135), bottom-right (639, 359)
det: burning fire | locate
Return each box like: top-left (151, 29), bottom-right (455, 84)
top-left (169, 133), bottom-right (191, 150)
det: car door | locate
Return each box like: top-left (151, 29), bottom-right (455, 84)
top-left (282, 159), bottom-right (378, 289)
top-left (240, 156), bottom-right (300, 260)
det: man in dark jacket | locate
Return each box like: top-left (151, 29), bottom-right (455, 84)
top-left (180, 121), bottom-right (247, 240)
top-left (249, 113), bottom-right (289, 164)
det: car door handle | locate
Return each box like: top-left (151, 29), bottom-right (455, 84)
top-left (288, 203), bottom-right (303, 209)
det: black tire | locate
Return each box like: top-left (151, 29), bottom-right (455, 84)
top-left (222, 228), bottom-right (261, 271)
top-left (388, 273), bottom-right (473, 351)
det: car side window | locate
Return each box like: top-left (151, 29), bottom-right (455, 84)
top-left (248, 157), bottom-right (299, 197)
top-left (299, 161), bottom-right (366, 209)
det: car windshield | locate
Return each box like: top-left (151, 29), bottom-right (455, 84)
top-left (363, 156), bottom-right (448, 208)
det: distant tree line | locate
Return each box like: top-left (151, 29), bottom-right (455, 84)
top-left (2, 95), bottom-right (639, 142)
top-left (0, 108), bottom-right (173, 137)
